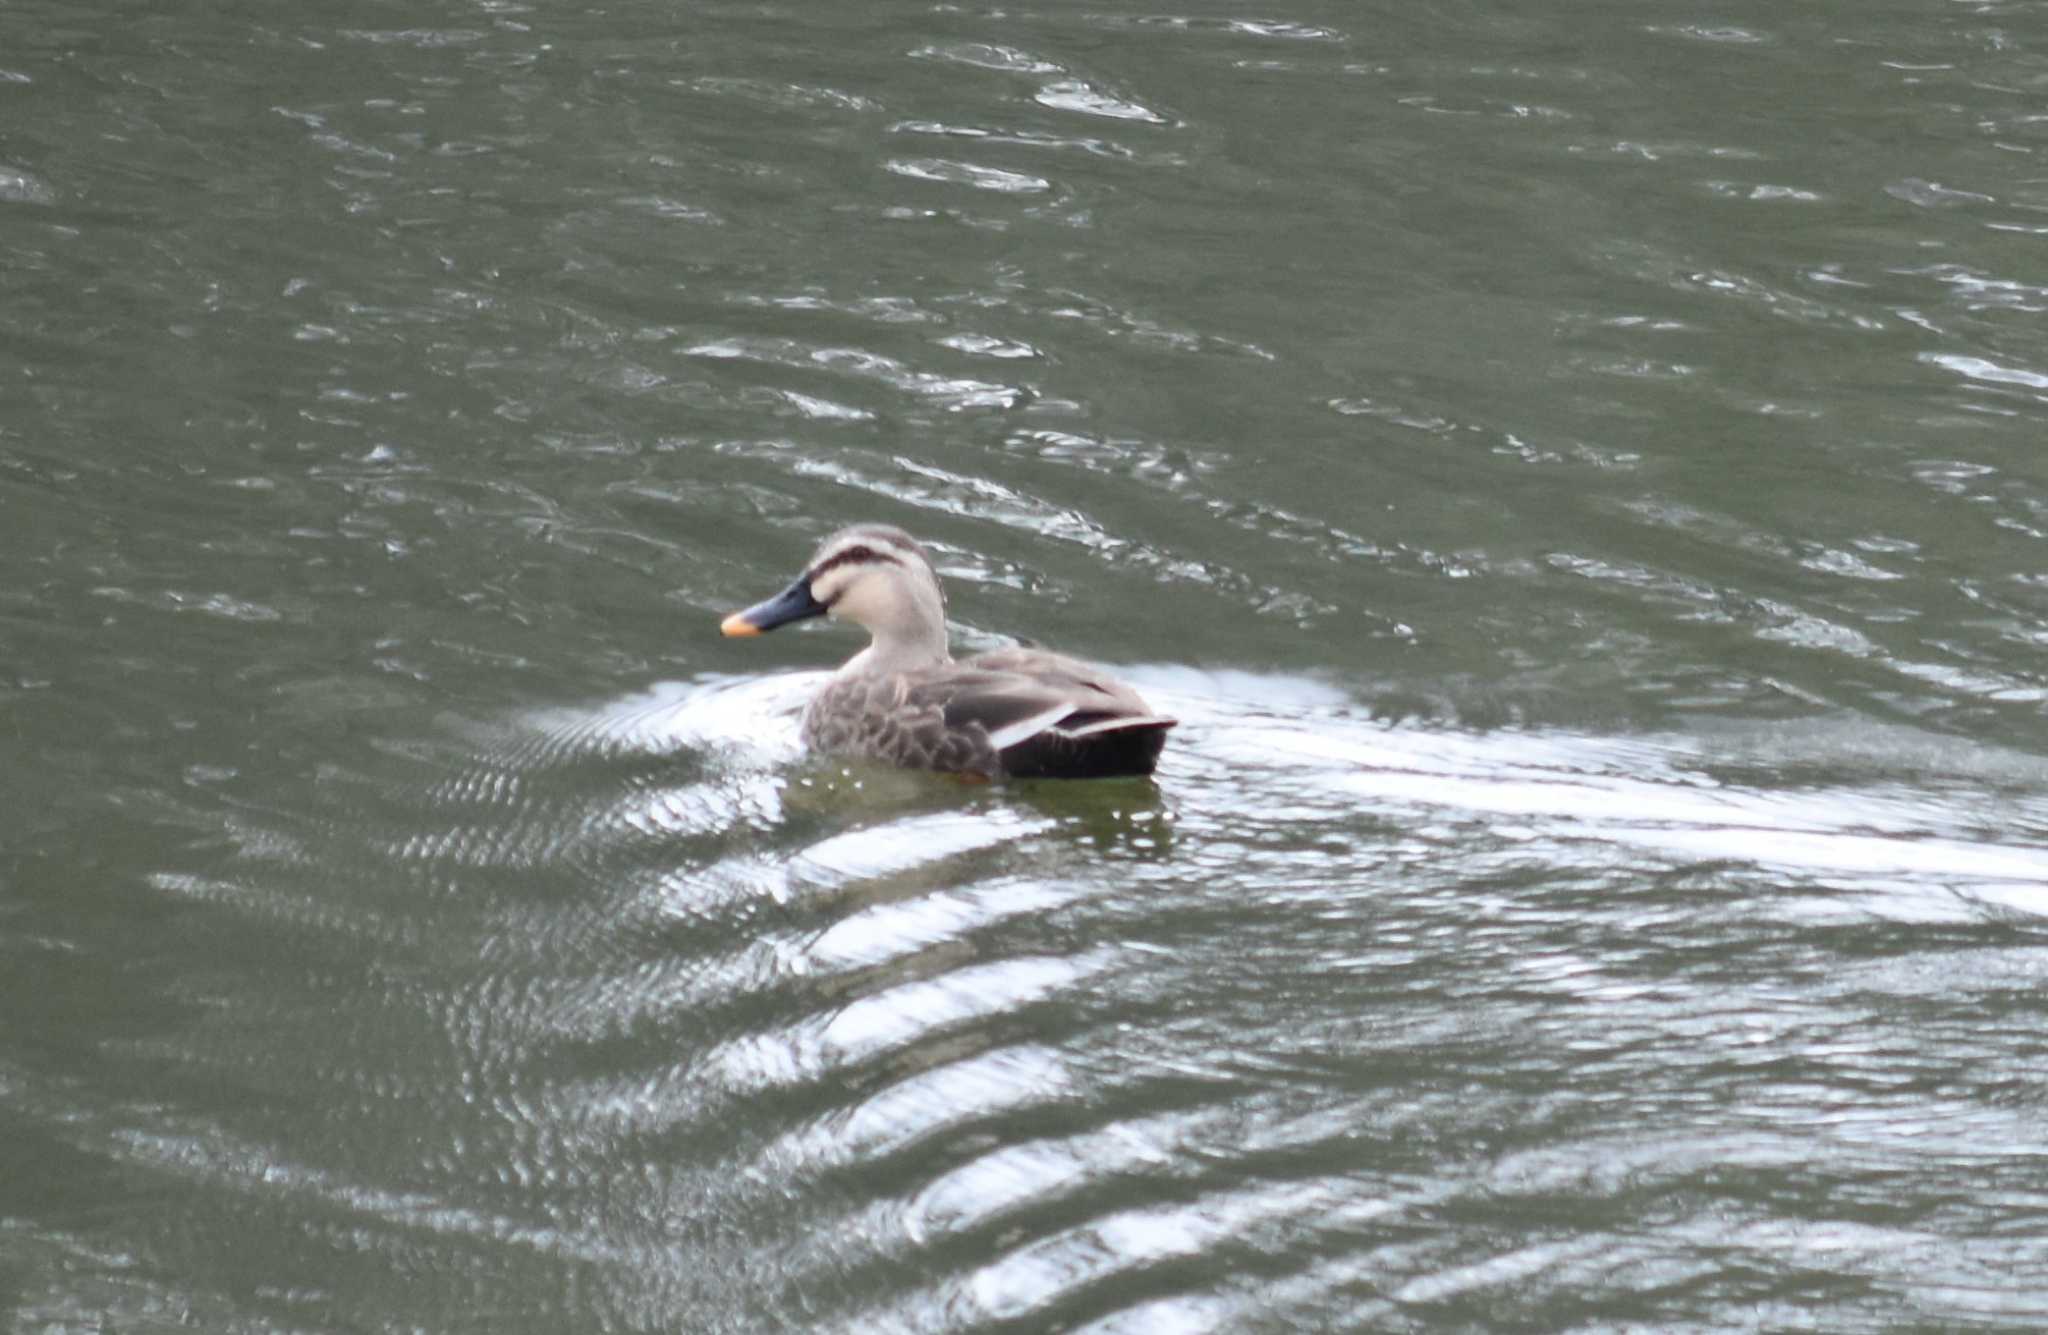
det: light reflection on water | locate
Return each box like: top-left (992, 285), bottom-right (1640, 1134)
top-left (109, 668), bottom-right (2045, 1330)
top-left (9, 0), bottom-right (2048, 1324)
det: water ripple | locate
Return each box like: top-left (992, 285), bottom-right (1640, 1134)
top-left (15, 0), bottom-right (2048, 1327)
top-left (884, 157), bottom-right (1053, 194)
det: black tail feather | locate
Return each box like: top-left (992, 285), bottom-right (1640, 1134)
top-left (998, 718), bottom-right (1175, 780)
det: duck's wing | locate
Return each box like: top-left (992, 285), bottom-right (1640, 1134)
top-left (919, 665), bottom-right (1104, 745)
top-left (938, 652), bottom-right (1176, 778)
top-left (959, 649), bottom-right (1171, 723)
top-left (804, 654), bottom-right (1174, 778)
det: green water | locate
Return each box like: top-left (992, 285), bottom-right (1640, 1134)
top-left (6, 0), bottom-right (2048, 1329)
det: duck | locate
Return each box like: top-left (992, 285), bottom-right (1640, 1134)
top-left (720, 524), bottom-right (1175, 779)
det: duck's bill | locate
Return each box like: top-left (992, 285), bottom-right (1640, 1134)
top-left (720, 578), bottom-right (827, 636)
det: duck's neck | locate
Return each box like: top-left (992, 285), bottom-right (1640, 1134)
top-left (828, 563), bottom-right (952, 676)
top-left (840, 623), bottom-right (951, 677)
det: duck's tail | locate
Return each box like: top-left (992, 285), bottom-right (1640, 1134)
top-left (1000, 715), bottom-right (1176, 779)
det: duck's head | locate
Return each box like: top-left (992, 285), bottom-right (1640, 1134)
top-left (720, 524), bottom-right (950, 666)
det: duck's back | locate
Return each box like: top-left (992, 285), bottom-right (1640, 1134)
top-left (801, 648), bottom-right (1173, 779)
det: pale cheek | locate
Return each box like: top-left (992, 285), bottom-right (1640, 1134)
top-left (830, 585), bottom-right (878, 623)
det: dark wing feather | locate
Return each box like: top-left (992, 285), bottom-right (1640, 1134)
top-left (944, 651), bottom-right (1175, 777)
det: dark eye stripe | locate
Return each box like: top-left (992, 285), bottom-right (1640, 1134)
top-left (809, 545), bottom-right (901, 582)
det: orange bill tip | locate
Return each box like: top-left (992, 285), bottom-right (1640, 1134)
top-left (719, 612), bottom-right (763, 637)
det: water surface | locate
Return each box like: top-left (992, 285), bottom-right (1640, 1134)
top-left (6, 0), bottom-right (2048, 1329)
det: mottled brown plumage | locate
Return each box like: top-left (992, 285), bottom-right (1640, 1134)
top-left (721, 526), bottom-right (1174, 779)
